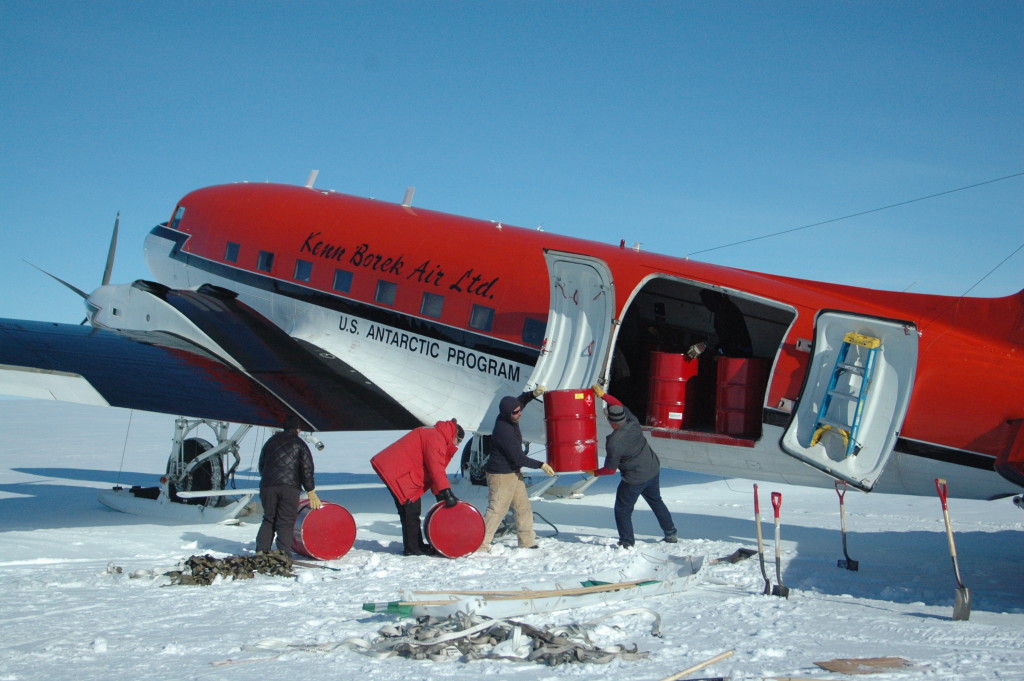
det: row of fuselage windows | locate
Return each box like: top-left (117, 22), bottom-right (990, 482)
top-left (225, 241), bottom-right (546, 345)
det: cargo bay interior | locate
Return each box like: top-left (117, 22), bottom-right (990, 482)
top-left (609, 278), bottom-right (796, 442)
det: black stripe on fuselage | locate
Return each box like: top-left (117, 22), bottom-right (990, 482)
top-left (149, 226), bottom-right (541, 367)
top-left (763, 408), bottom-right (995, 471)
top-left (894, 437), bottom-right (995, 471)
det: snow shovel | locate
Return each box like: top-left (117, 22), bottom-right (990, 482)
top-left (753, 484), bottom-right (771, 595)
top-left (770, 491), bottom-right (790, 598)
top-left (835, 481), bottom-right (859, 571)
top-left (935, 478), bottom-right (971, 621)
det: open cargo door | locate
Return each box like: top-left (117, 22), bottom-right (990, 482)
top-left (781, 311), bottom-right (918, 491)
top-left (527, 252), bottom-right (614, 391)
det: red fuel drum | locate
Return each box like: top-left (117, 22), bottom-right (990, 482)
top-left (423, 500), bottom-right (485, 558)
top-left (543, 389), bottom-right (598, 472)
top-left (292, 500), bottom-right (357, 560)
top-left (715, 357), bottom-right (770, 437)
top-left (646, 351), bottom-right (700, 429)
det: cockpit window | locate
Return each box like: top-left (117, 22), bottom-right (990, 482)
top-left (170, 206), bottom-right (185, 230)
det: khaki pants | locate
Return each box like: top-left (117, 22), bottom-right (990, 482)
top-left (478, 472), bottom-right (537, 549)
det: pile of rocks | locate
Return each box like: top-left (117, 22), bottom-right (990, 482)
top-left (165, 551), bottom-right (294, 585)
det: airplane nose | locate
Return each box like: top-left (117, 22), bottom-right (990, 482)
top-left (83, 285), bottom-right (117, 327)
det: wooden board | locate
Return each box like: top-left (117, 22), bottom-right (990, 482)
top-left (814, 657), bottom-right (915, 674)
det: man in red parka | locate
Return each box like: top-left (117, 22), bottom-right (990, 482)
top-left (371, 419), bottom-right (464, 556)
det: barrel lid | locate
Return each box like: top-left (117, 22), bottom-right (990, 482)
top-left (423, 500), bottom-right (484, 558)
top-left (292, 500), bottom-right (357, 560)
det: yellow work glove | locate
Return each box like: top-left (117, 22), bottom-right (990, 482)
top-left (533, 385), bottom-right (546, 397)
top-left (307, 490), bottom-right (322, 509)
top-left (592, 383), bottom-right (606, 398)
top-left (541, 463), bottom-right (555, 476)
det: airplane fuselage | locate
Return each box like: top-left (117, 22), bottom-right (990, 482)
top-left (20, 182), bottom-right (1024, 500)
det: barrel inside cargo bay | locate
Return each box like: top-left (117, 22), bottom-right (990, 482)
top-left (543, 389), bottom-right (598, 472)
top-left (714, 356), bottom-right (770, 437)
top-left (646, 351), bottom-right (700, 428)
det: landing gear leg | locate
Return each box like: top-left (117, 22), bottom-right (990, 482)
top-left (164, 418), bottom-right (251, 507)
top-left (97, 418), bottom-right (257, 522)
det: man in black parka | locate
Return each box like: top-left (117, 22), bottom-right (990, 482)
top-left (256, 415), bottom-right (321, 556)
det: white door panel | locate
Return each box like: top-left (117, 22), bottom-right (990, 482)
top-left (780, 312), bottom-right (918, 491)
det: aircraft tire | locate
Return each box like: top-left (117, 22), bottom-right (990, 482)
top-left (166, 437), bottom-right (222, 505)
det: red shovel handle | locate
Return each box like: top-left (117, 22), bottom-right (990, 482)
top-left (771, 491), bottom-right (782, 518)
top-left (935, 478), bottom-right (949, 510)
top-left (835, 480), bottom-right (846, 502)
top-left (754, 484), bottom-right (760, 513)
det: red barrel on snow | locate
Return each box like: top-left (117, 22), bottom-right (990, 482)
top-left (292, 500), bottom-right (357, 560)
top-left (423, 500), bottom-right (485, 558)
top-left (543, 388), bottom-right (598, 472)
top-left (646, 351), bottom-right (700, 429)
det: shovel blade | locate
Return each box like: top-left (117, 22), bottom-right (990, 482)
top-left (772, 584), bottom-right (790, 599)
top-left (717, 547), bottom-right (758, 563)
top-left (735, 547), bottom-right (758, 561)
top-left (837, 558), bottom-right (860, 571)
top-left (952, 587), bottom-right (972, 621)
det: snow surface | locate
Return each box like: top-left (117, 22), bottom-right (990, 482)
top-left (1, 400), bottom-right (1022, 681)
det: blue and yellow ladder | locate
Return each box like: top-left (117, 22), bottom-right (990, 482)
top-left (811, 332), bottom-right (881, 458)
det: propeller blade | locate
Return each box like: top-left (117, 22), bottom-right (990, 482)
top-left (23, 260), bottom-right (89, 299)
top-left (101, 212), bottom-right (119, 286)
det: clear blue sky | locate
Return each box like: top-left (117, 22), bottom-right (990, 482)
top-left (2, 1), bottom-right (1021, 324)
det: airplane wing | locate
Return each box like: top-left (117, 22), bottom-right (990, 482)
top-left (0, 315), bottom-right (420, 432)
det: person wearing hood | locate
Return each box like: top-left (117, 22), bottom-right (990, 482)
top-left (256, 415), bottom-right (321, 557)
top-left (590, 384), bottom-right (678, 548)
top-left (477, 387), bottom-right (555, 552)
top-left (371, 419), bottom-right (464, 556)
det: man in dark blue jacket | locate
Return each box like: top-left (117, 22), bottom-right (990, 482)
top-left (256, 415), bottom-right (321, 557)
top-left (477, 388), bottom-right (555, 551)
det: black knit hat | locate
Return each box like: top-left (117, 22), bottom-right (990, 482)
top-left (284, 415), bottom-right (304, 431)
top-left (607, 405), bottom-right (626, 424)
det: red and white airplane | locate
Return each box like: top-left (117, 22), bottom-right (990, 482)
top-left (2, 177), bottom-right (1022, 518)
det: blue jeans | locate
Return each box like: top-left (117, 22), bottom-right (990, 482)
top-left (614, 474), bottom-right (676, 546)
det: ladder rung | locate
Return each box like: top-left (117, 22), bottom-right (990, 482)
top-left (816, 416), bottom-right (852, 430)
top-left (827, 390), bottom-right (857, 401)
top-left (837, 362), bottom-right (865, 375)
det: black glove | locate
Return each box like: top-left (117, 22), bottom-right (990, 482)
top-left (435, 488), bottom-right (458, 508)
